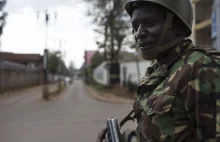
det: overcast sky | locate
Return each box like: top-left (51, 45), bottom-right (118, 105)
top-left (1, 0), bottom-right (98, 69)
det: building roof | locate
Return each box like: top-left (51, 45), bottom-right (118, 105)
top-left (0, 52), bottom-right (42, 63)
top-left (0, 60), bottom-right (38, 72)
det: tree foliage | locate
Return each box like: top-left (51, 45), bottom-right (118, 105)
top-left (84, 0), bottom-right (132, 63)
top-left (48, 51), bottom-right (68, 75)
top-left (0, 0), bottom-right (7, 37)
top-left (86, 51), bottom-right (105, 83)
top-left (89, 51), bottom-right (105, 70)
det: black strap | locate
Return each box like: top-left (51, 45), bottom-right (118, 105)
top-left (156, 11), bottom-right (173, 46)
top-left (119, 109), bottom-right (135, 128)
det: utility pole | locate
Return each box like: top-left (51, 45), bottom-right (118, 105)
top-left (37, 9), bottom-right (57, 100)
top-left (37, 9), bottom-right (58, 51)
top-left (54, 38), bottom-right (66, 91)
top-left (54, 38), bottom-right (66, 74)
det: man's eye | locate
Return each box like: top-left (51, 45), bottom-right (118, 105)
top-left (146, 20), bottom-right (156, 26)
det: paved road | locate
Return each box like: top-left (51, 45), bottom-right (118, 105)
top-left (0, 80), bottom-right (136, 142)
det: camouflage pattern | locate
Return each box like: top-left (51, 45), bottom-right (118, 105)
top-left (134, 39), bottom-right (220, 142)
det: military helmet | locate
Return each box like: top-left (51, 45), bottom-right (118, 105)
top-left (125, 0), bottom-right (194, 36)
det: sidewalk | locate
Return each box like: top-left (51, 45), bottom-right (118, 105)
top-left (0, 83), bottom-right (59, 100)
top-left (85, 85), bottom-right (135, 104)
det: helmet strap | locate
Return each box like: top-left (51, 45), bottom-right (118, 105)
top-left (138, 11), bottom-right (187, 60)
top-left (156, 35), bottom-right (186, 55)
top-left (155, 11), bottom-right (173, 46)
top-left (140, 35), bottom-right (186, 60)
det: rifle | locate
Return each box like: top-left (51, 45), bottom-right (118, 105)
top-left (105, 110), bottom-right (135, 142)
top-left (105, 119), bottom-right (121, 142)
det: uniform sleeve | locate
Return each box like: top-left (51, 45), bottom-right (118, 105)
top-left (183, 56), bottom-right (220, 141)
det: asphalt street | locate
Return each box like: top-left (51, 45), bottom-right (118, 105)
top-left (0, 80), bottom-right (136, 142)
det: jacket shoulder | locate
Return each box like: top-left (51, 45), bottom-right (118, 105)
top-left (170, 47), bottom-right (220, 73)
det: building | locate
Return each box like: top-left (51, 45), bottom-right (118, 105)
top-left (84, 50), bottom-right (96, 65)
top-left (0, 52), bottom-right (43, 70)
top-left (193, 0), bottom-right (214, 48)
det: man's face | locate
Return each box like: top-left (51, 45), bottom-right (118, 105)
top-left (132, 5), bottom-right (166, 51)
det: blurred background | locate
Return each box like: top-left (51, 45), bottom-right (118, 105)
top-left (0, 0), bottom-right (219, 142)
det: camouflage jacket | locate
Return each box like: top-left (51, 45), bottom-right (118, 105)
top-left (134, 39), bottom-right (220, 142)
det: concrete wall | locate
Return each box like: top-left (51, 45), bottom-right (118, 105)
top-left (120, 61), bottom-right (152, 86)
top-left (0, 60), bottom-right (43, 93)
top-left (92, 61), bottom-right (110, 85)
top-left (92, 60), bottom-right (152, 87)
top-left (0, 69), bottom-right (42, 91)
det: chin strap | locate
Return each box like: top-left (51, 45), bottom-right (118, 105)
top-left (139, 11), bottom-right (186, 60)
top-left (140, 35), bottom-right (186, 60)
top-left (155, 11), bottom-right (174, 47)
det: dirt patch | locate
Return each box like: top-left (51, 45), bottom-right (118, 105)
top-left (0, 85), bottom-right (43, 99)
top-left (105, 84), bottom-right (136, 100)
top-left (85, 84), bottom-right (135, 104)
top-left (0, 83), bottom-right (64, 101)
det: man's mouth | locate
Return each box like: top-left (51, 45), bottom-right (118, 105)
top-left (138, 41), bottom-right (153, 51)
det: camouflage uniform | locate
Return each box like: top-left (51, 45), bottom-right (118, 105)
top-left (134, 39), bottom-right (220, 142)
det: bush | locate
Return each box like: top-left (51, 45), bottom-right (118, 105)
top-left (94, 84), bottom-right (106, 91)
top-left (90, 79), bottom-right (108, 91)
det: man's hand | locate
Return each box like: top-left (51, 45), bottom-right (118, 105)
top-left (96, 128), bottom-right (107, 142)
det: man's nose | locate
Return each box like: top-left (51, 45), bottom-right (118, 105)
top-left (136, 25), bottom-right (148, 40)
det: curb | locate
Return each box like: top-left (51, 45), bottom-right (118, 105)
top-left (0, 83), bottom-right (60, 100)
top-left (85, 85), bottom-right (135, 104)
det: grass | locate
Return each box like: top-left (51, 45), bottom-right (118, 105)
top-left (91, 82), bottom-right (108, 91)
top-left (89, 81), bottom-right (136, 99)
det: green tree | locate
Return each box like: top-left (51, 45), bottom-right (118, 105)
top-left (0, 0), bottom-right (7, 37)
top-left (84, 0), bottom-right (131, 63)
top-left (48, 51), bottom-right (67, 75)
top-left (89, 51), bottom-right (105, 70)
top-left (87, 51), bottom-right (105, 83)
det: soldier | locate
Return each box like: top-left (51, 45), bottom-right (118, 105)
top-left (97, 0), bottom-right (220, 142)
